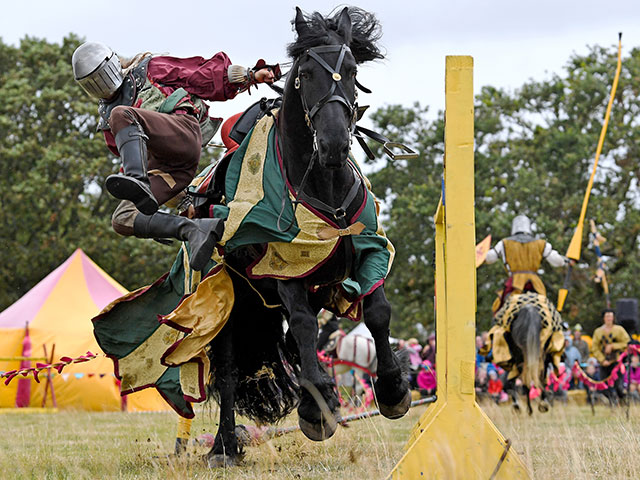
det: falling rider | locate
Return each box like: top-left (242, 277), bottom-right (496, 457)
top-left (72, 41), bottom-right (278, 270)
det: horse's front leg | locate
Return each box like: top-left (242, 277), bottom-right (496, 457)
top-left (206, 322), bottom-right (241, 467)
top-left (278, 280), bottom-right (340, 441)
top-left (363, 287), bottom-right (410, 419)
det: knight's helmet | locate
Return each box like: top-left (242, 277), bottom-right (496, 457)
top-left (72, 42), bottom-right (123, 100)
top-left (511, 214), bottom-right (532, 235)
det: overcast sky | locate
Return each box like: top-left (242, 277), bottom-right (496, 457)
top-left (2, 0), bottom-right (639, 130)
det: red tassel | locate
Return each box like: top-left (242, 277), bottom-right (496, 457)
top-left (4, 373), bottom-right (18, 385)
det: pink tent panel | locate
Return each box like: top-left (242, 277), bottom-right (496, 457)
top-left (0, 249), bottom-right (127, 328)
top-left (81, 252), bottom-right (127, 309)
top-left (0, 255), bottom-right (73, 328)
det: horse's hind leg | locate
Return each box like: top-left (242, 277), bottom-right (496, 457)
top-left (363, 287), bottom-right (410, 419)
top-left (505, 378), bottom-right (521, 413)
top-left (206, 322), bottom-right (241, 467)
top-left (278, 280), bottom-right (340, 441)
top-left (538, 360), bottom-right (550, 413)
top-left (524, 386), bottom-right (533, 416)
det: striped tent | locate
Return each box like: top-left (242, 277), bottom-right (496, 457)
top-left (0, 249), bottom-right (168, 412)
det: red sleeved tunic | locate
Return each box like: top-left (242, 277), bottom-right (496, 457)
top-left (103, 52), bottom-right (239, 154)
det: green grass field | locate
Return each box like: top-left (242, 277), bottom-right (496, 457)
top-left (2, 400), bottom-right (639, 479)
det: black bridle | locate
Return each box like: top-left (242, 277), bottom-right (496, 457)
top-left (294, 43), bottom-right (358, 142)
top-left (277, 43), bottom-right (361, 233)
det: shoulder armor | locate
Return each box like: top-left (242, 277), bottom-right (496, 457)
top-left (96, 57), bottom-right (151, 131)
top-left (131, 57), bottom-right (151, 89)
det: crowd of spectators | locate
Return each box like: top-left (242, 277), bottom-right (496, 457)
top-left (390, 309), bottom-right (640, 408)
top-left (472, 309), bottom-right (640, 406)
top-left (396, 335), bottom-right (437, 398)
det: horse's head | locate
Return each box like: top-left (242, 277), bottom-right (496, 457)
top-left (287, 7), bottom-right (383, 169)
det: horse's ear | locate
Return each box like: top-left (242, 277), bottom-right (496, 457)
top-left (294, 6), bottom-right (310, 38)
top-left (336, 7), bottom-right (353, 43)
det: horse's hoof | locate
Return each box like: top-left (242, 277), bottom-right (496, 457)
top-left (206, 453), bottom-right (241, 468)
top-left (299, 414), bottom-right (338, 442)
top-left (378, 389), bottom-right (411, 420)
top-left (512, 404), bottom-right (521, 414)
top-left (538, 401), bottom-right (550, 413)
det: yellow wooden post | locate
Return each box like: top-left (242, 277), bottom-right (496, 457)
top-left (389, 56), bottom-right (530, 479)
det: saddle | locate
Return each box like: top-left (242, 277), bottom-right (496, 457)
top-left (187, 97), bottom-right (282, 218)
top-left (229, 97), bottom-right (282, 146)
top-left (186, 93), bottom-right (417, 217)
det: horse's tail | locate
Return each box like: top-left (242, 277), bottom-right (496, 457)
top-left (207, 277), bottom-right (300, 424)
top-left (511, 305), bottom-right (542, 389)
top-left (233, 315), bottom-right (300, 424)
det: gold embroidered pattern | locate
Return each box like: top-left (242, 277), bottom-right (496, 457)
top-left (220, 114), bottom-right (274, 245)
top-left (119, 324), bottom-right (179, 390)
top-left (247, 152), bottom-right (262, 175)
top-left (251, 203), bottom-right (338, 278)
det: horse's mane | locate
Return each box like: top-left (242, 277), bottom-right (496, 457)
top-left (287, 6), bottom-right (384, 64)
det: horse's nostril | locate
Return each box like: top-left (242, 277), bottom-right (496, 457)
top-left (317, 137), bottom-right (349, 165)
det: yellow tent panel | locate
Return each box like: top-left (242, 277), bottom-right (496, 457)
top-left (0, 249), bottom-right (169, 413)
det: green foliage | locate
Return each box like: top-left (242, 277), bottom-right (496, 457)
top-left (1, 36), bottom-right (638, 340)
top-left (0, 35), bottom-right (218, 309)
top-left (367, 46), bottom-right (640, 337)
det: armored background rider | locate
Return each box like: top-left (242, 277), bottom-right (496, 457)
top-left (485, 214), bottom-right (568, 312)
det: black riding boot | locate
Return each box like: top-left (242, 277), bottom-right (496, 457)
top-left (133, 212), bottom-right (224, 271)
top-left (106, 123), bottom-right (159, 215)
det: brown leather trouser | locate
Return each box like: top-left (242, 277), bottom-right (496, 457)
top-left (109, 106), bottom-right (202, 235)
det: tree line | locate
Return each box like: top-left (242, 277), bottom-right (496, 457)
top-left (1, 35), bottom-right (638, 337)
top-left (367, 44), bottom-right (640, 336)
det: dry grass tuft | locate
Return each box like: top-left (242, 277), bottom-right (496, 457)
top-left (1, 401), bottom-right (638, 478)
top-left (483, 402), bottom-right (640, 480)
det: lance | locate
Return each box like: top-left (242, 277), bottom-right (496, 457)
top-left (557, 33), bottom-right (622, 312)
top-left (589, 218), bottom-right (610, 308)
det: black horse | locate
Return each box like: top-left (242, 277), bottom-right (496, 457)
top-left (205, 7), bottom-right (410, 466)
top-left (504, 305), bottom-right (552, 415)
